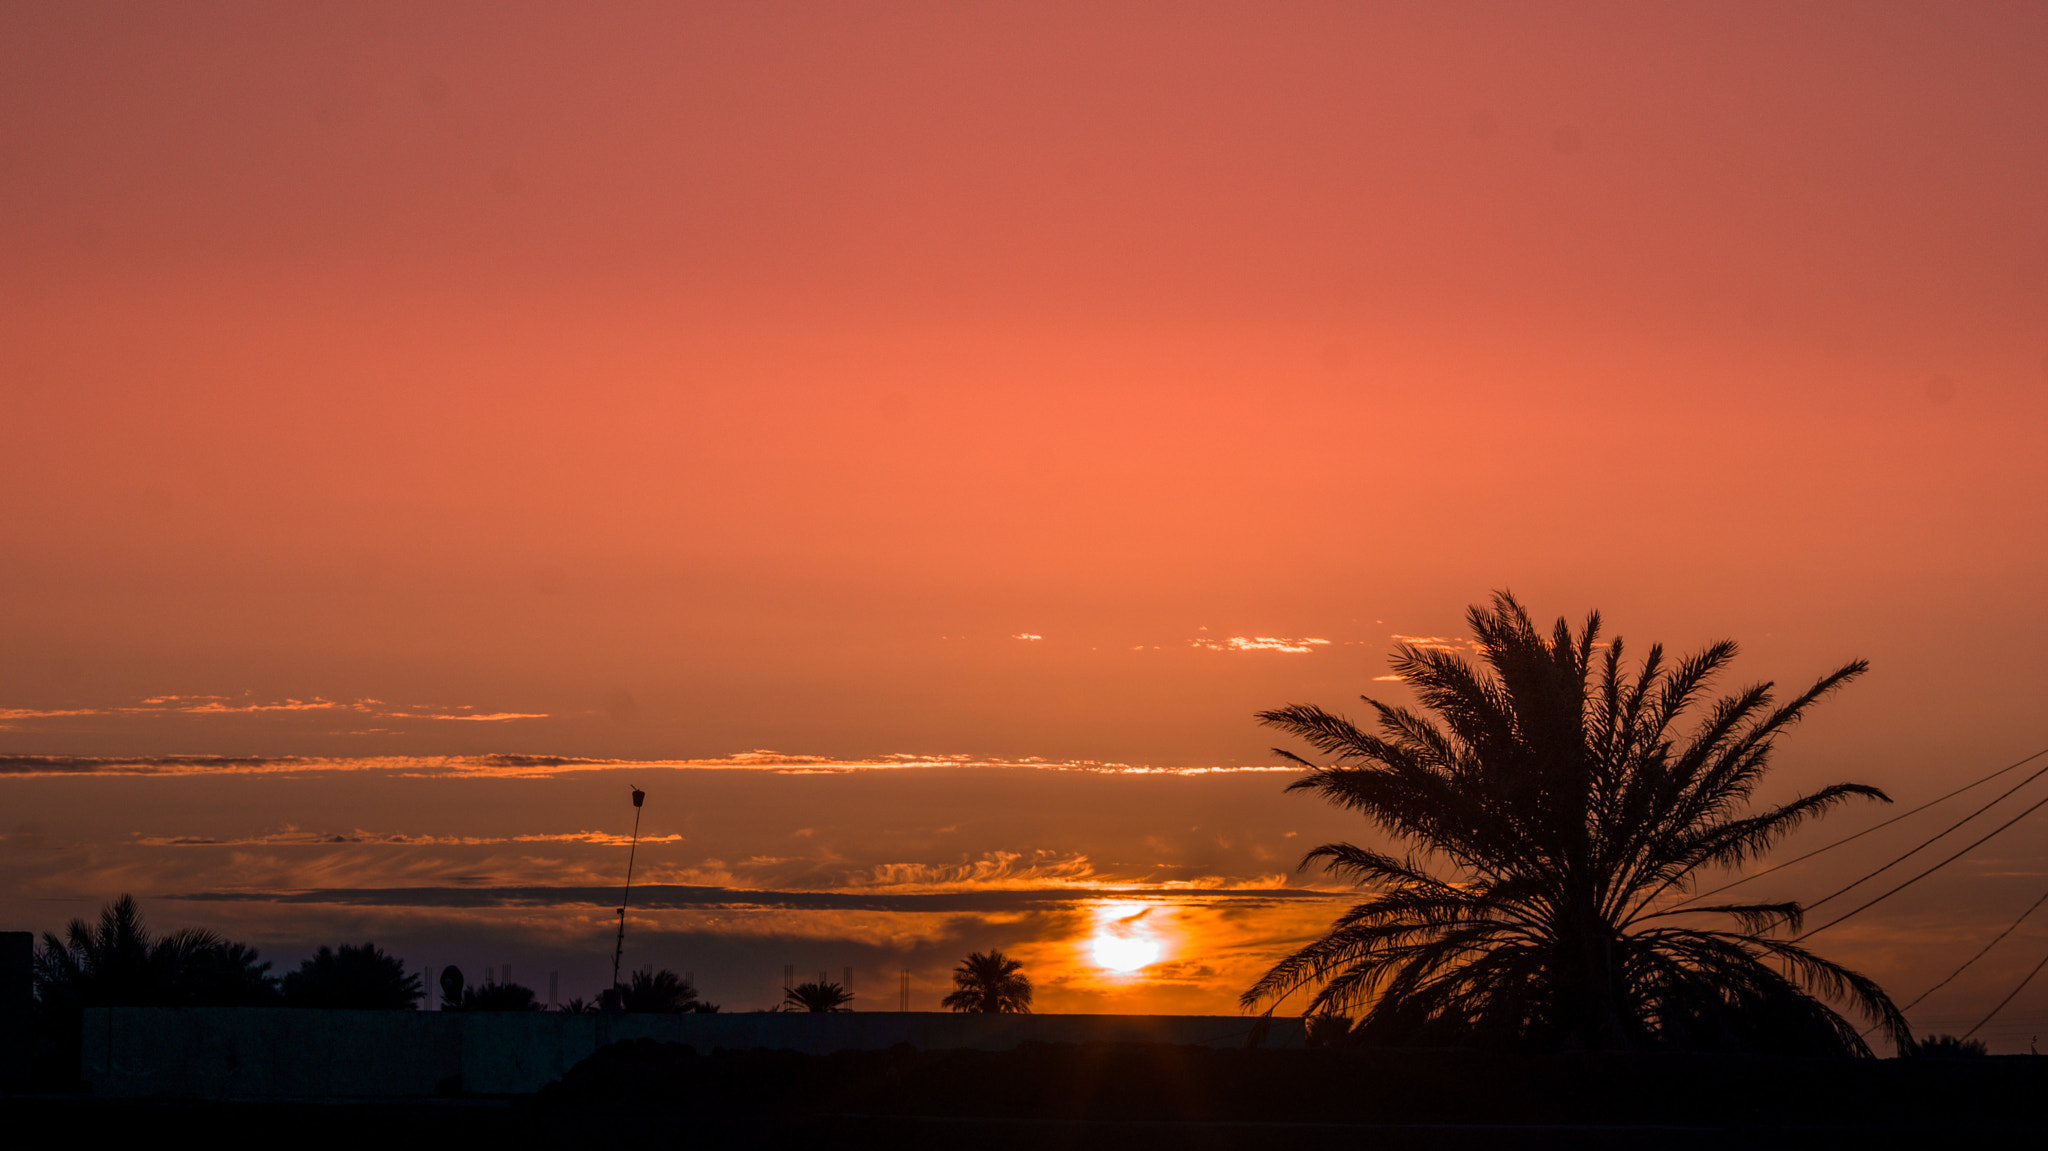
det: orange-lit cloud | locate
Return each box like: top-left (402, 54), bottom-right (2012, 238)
top-left (0, 753), bottom-right (1297, 778)
top-left (0, 695), bottom-right (546, 732)
top-left (1189, 636), bottom-right (1331, 654)
top-left (136, 828), bottom-right (685, 848)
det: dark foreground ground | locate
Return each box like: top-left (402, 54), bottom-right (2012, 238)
top-left (7, 1040), bottom-right (2046, 1149)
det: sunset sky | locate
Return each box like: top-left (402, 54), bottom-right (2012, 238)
top-left (4, 2), bottom-right (2046, 1048)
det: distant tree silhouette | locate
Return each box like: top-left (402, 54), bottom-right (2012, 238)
top-left (558, 997), bottom-right (598, 1014)
top-left (1910, 1034), bottom-right (1989, 1058)
top-left (454, 981), bottom-right (542, 1012)
top-left (1243, 593), bottom-right (1911, 1056)
top-left (782, 980), bottom-right (854, 1012)
top-left (1304, 1012), bottom-right (1357, 1048)
top-left (942, 950), bottom-right (1032, 1014)
top-left (617, 967), bottom-right (719, 1013)
top-left (33, 894), bottom-right (276, 1009)
top-left (281, 943), bottom-right (422, 1009)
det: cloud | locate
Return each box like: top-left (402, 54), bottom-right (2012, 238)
top-left (1390, 634), bottom-right (1475, 653)
top-left (0, 755), bottom-right (314, 776)
top-left (856, 850), bottom-right (1101, 891)
top-left (176, 698), bottom-right (352, 714)
top-left (135, 828), bottom-right (686, 848)
top-left (161, 882), bottom-right (1344, 915)
top-left (1188, 636), bottom-right (1331, 654)
top-left (0, 752), bottom-right (1292, 778)
top-left (0, 694), bottom-right (549, 731)
top-left (1012, 633), bottom-right (1043, 641)
top-left (0, 707), bottom-right (110, 721)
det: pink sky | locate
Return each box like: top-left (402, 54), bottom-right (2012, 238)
top-left (3, 2), bottom-right (2043, 769)
top-left (3, 2), bottom-right (2046, 1045)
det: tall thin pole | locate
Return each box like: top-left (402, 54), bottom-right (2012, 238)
top-left (610, 786), bottom-right (646, 997)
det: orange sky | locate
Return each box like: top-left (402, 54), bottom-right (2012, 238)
top-left (3, 2), bottom-right (2047, 1045)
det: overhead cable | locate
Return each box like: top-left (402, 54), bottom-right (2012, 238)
top-left (1790, 747), bottom-right (2048, 921)
top-left (1795, 789), bottom-right (2048, 941)
top-left (1865, 884), bottom-right (2048, 1036)
top-left (1673, 745), bottom-right (2048, 910)
top-left (1963, 947), bottom-right (2048, 1040)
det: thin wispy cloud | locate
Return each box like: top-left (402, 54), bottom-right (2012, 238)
top-left (135, 828), bottom-right (685, 848)
top-left (856, 850), bottom-right (1100, 891)
top-left (0, 753), bottom-right (1292, 778)
top-left (1390, 634), bottom-right (1473, 652)
top-left (1189, 636), bottom-right (1331, 654)
top-left (0, 693), bottom-right (547, 730)
top-left (161, 883), bottom-right (1343, 914)
top-left (0, 707), bottom-right (107, 720)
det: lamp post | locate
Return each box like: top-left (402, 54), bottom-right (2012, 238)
top-left (610, 786), bottom-right (646, 1003)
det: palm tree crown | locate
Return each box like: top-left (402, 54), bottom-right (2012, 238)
top-left (783, 980), bottom-right (854, 1012)
top-left (35, 894), bottom-right (276, 1009)
top-left (620, 967), bottom-right (719, 1013)
top-left (1242, 593), bottom-right (1910, 1056)
top-left (942, 950), bottom-right (1032, 1014)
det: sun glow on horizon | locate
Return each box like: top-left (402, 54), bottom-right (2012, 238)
top-left (1087, 900), bottom-right (1165, 974)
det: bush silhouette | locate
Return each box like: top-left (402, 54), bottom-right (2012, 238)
top-left (282, 943), bottom-right (422, 1009)
top-left (1911, 1034), bottom-right (1989, 1058)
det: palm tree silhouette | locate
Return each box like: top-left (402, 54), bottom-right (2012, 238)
top-left (34, 894), bottom-right (275, 1008)
top-left (1242, 593), bottom-right (1910, 1056)
top-left (782, 980), bottom-right (854, 1012)
top-left (619, 967), bottom-right (719, 1013)
top-left (942, 950), bottom-right (1032, 1013)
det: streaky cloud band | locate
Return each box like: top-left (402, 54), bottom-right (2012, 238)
top-left (162, 883), bottom-right (1346, 914)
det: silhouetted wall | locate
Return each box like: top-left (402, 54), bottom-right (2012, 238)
top-left (81, 1008), bottom-right (1305, 1097)
top-left (0, 932), bottom-right (29, 1083)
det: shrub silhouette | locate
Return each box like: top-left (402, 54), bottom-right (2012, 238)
top-left (282, 943), bottom-right (422, 1009)
top-left (437, 966), bottom-right (540, 1012)
top-left (1910, 1034), bottom-right (1989, 1058)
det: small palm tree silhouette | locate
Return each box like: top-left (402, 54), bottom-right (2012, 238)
top-left (942, 950), bottom-right (1032, 1013)
top-left (783, 980), bottom-right (854, 1012)
top-left (620, 967), bottom-right (719, 1013)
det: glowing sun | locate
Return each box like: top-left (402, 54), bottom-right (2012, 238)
top-left (1090, 932), bottom-right (1162, 973)
top-left (1088, 901), bottom-right (1164, 973)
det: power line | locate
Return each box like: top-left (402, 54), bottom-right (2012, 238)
top-left (1796, 747), bottom-right (2048, 915)
top-left (1863, 883), bottom-right (2048, 1036)
top-left (1671, 745), bottom-right (2048, 909)
top-left (1796, 789), bottom-right (2048, 941)
top-left (1964, 946), bottom-right (2048, 1040)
